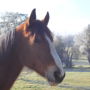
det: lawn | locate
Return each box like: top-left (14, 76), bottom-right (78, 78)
top-left (12, 66), bottom-right (90, 90)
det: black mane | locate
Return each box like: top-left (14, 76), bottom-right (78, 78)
top-left (0, 30), bottom-right (15, 60)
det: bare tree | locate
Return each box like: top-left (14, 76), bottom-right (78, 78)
top-left (85, 25), bottom-right (90, 63)
top-left (63, 35), bottom-right (74, 68)
top-left (0, 12), bottom-right (27, 34)
top-left (74, 24), bottom-right (90, 64)
top-left (74, 33), bottom-right (86, 59)
top-left (54, 35), bottom-right (74, 68)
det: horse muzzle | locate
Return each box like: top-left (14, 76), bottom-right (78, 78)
top-left (45, 66), bottom-right (65, 86)
top-left (49, 72), bottom-right (65, 86)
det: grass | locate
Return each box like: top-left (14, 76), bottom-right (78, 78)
top-left (12, 66), bottom-right (90, 90)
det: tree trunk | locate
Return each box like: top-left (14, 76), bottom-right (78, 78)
top-left (64, 51), bottom-right (73, 68)
top-left (87, 53), bottom-right (90, 64)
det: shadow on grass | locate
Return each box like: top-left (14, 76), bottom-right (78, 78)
top-left (59, 85), bottom-right (90, 90)
top-left (19, 78), bottom-right (90, 90)
top-left (65, 66), bottom-right (90, 72)
top-left (19, 78), bottom-right (48, 85)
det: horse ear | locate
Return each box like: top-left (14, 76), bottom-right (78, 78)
top-left (29, 9), bottom-right (36, 24)
top-left (43, 12), bottom-right (49, 26)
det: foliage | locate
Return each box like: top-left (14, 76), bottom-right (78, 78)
top-left (0, 12), bottom-right (27, 34)
top-left (74, 24), bottom-right (90, 63)
top-left (85, 25), bottom-right (90, 63)
top-left (54, 35), bottom-right (75, 68)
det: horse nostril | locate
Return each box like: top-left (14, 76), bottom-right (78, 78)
top-left (54, 71), bottom-right (60, 83)
top-left (54, 71), bottom-right (65, 83)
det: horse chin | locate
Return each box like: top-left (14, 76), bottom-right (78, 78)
top-left (48, 81), bottom-right (58, 86)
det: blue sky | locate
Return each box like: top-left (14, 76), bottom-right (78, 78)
top-left (71, 0), bottom-right (90, 18)
top-left (0, 0), bottom-right (90, 36)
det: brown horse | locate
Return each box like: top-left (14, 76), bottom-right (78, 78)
top-left (0, 9), bottom-right (65, 90)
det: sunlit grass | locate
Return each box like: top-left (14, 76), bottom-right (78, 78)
top-left (12, 66), bottom-right (90, 90)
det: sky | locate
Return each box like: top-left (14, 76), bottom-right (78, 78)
top-left (0, 0), bottom-right (90, 36)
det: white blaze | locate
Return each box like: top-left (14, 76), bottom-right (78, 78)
top-left (45, 34), bottom-right (64, 76)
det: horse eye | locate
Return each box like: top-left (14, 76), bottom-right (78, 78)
top-left (35, 36), bottom-right (42, 43)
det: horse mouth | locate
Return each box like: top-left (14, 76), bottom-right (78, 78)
top-left (47, 72), bottom-right (65, 86)
top-left (48, 81), bottom-right (58, 86)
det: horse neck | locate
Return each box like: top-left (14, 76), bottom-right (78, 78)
top-left (0, 57), bottom-right (23, 90)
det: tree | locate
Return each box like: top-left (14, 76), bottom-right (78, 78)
top-left (74, 24), bottom-right (90, 64)
top-left (74, 33), bottom-right (86, 59)
top-left (54, 35), bottom-right (65, 64)
top-left (84, 25), bottom-right (90, 63)
top-left (54, 35), bottom-right (74, 68)
top-left (0, 12), bottom-right (27, 34)
top-left (63, 35), bottom-right (74, 68)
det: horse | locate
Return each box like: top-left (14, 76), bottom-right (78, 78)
top-left (0, 9), bottom-right (65, 90)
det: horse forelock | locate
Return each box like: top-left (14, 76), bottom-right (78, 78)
top-left (26, 19), bottom-right (53, 41)
top-left (16, 18), bottom-right (53, 44)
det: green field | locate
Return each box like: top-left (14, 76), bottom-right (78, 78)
top-left (12, 66), bottom-right (90, 90)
